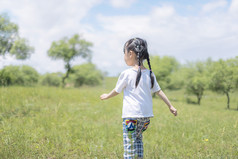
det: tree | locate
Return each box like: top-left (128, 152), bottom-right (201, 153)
top-left (47, 34), bottom-right (93, 87)
top-left (0, 14), bottom-right (34, 59)
top-left (69, 63), bottom-right (103, 87)
top-left (209, 59), bottom-right (237, 109)
top-left (185, 61), bottom-right (209, 105)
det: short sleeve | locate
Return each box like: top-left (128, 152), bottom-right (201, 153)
top-left (151, 73), bottom-right (161, 93)
top-left (114, 71), bottom-right (127, 93)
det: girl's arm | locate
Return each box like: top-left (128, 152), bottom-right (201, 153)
top-left (100, 89), bottom-right (119, 100)
top-left (156, 90), bottom-right (177, 116)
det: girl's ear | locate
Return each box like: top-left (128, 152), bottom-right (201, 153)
top-left (129, 50), bottom-right (135, 58)
top-left (129, 50), bottom-right (133, 57)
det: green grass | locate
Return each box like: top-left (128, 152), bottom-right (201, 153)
top-left (0, 83), bottom-right (237, 158)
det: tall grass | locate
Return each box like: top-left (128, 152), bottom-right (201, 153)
top-left (0, 84), bottom-right (237, 158)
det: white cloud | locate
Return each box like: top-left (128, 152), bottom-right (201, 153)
top-left (91, 3), bottom-right (238, 75)
top-left (202, 0), bottom-right (227, 13)
top-left (229, 0), bottom-right (238, 15)
top-left (109, 0), bottom-right (137, 8)
top-left (151, 5), bottom-right (175, 18)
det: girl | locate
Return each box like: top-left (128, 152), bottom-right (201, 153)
top-left (100, 37), bottom-right (177, 159)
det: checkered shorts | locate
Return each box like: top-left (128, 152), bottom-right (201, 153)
top-left (122, 117), bottom-right (150, 159)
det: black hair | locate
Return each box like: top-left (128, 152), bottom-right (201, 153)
top-left (123, 37), bottom-right (154, 88)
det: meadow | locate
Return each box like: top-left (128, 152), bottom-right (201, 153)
top-left (0, 77), bottom-right (237, 159)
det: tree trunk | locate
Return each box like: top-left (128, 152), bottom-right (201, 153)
top-left (62, 62), bottom-right (71, 88)
top-left (62, 75), bottom-right (67, 87)
top-left (197, 96), bottom-right (201, 105)
top-left (197, 92), bottom-right (202, 105)
top-left (226, 92), bottom-right (230, 109)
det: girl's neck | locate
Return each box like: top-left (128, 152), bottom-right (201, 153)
top-left (133, 64), bottom-right (146, 70)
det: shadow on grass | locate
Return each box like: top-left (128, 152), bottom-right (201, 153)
top-left (225, 107), bottom-right (238, 111)
top-left (186, 98), bottom-right (199, 105)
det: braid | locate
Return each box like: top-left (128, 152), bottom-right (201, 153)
top-left (135, 52), bottom-right (142, 87)
top-left (137, 53), bottom-right (140, 65)
top-left (146, 54), bottom-right (154, 88)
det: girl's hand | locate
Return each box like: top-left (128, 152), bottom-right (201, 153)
top-left (100, 94), bottom-right (109, 100)
top-left (169, 106), bottom-right (177, 116)
top-left (100, 90), bottom-right (119, 100)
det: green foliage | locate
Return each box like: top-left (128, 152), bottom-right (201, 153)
top-left (0, 14), bottom-right (34, 59)
top-left (185, 61), bottom-right (209, 105)
top-left (0, 65), bottom-right (20, 85)
top-left (146, 56), bottom-right (179, 90)
top-left (209, 59), bottom-right (237, 109)
top-left (9, 38), bottom-right (34, 59)
top-left (47, 34), bottom-right (92, 63)
top-left (0, 65), bottom-right (39, 86)
top-left (69, 63), bottom-right (104, 87)
top-left (209, 59), bottom-right (235, 93)
top-left (0, 14), bottom-right (18, 56)
top-left (47, 34), bottom-right (93, 86)
top-left (226, 56), bottom-right (238, 89)
top-left (166, 68), bottom-right (186, 90)
top-left (40, 72), bottom-right (63, 87)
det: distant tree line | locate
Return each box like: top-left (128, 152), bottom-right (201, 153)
top-left (0, 63), bottom-right (103, 87)
top-left (1, 56), bottom-right (237, 109)
top-left (147, 56), bottom-right (238, 109)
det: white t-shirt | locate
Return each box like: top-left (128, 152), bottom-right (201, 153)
top-left (114, 68), bottom-right (161, 118)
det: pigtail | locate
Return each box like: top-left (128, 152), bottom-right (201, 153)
top-left (146, 53), bottom-right (154, 88)
top-left (135, 53), bottom-right (142, 87)
top-left (134, 38), bottom-right (144, 88)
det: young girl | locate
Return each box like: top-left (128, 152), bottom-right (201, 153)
top-left (100, 37), bottom-right (177, 159)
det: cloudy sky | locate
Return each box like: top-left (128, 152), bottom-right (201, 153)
top-left (0, 0), bottom-right (238, 76)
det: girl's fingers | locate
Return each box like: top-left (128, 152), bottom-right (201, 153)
top-left (171, 108), bottom-right (177, 116)
top-left (174, 110), bottom-right (177, 116)
top-left (100, 94), bottom-right (107, 100)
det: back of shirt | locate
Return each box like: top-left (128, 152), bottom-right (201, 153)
top-left (114, 68), bottom-right (161, 118)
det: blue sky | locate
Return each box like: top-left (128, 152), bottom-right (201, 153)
top-left (0, 0), bottom-right (237, 76)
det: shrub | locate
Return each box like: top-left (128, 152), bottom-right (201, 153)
top-left (40, 73), bottom-right (62, 87)
top-left (0, 65), bottom-right (39, 86)
top-left (69, 63), bottom-right (103, 87)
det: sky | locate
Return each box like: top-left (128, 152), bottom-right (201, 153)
top-left (0, 0), bottom-right (238, 76)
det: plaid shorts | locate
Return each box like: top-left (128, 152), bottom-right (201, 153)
top-left (122, 117), bottom-right (150, 159)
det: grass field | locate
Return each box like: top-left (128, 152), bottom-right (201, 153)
top-left (0, 78), bottom-right (238, 158)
